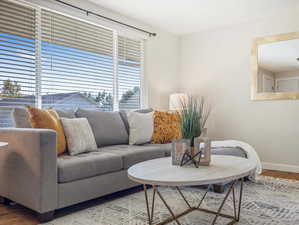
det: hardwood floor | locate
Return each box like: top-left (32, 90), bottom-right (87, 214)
top-left (261, 169), bottom-right (299, 180)
top-left (0, 203), bottom-right (37, 225)
top-left (0, 170), bottom-right (298, 225)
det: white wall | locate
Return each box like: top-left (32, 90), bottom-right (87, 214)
top-left (145, 29), bottom-right (180, 109)
top-left (179, 8), bottom-right (299, 171)
top-left (24, 0), bottom-right (180, 110)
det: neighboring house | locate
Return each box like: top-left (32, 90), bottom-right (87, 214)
top-left (41, 92), bottom-right (105, 110)
top-left (0, 92), bottom-right (109, 127)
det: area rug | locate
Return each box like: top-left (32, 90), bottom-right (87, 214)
top-left (43, 176), bottom-right (299, 225)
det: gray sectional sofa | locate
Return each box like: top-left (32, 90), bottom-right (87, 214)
top-left (0, 108), bottom-right (247, 222)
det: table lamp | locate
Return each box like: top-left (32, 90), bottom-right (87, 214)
top-left (169, 93), bottom-right (188, 111)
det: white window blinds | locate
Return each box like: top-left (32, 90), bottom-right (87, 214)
top-left (41, 9), bottom-right (114, 111)
top-left (0, 1), bottom-right (145, 127)
top-left (118, 36), bottom-right (142, 111)
top-left (0, 0), bottom-right (36, 127)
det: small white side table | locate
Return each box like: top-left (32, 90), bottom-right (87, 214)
top-left (0, 142), bottom-right (8, 150)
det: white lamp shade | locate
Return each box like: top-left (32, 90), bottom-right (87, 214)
top-left (169, 93), bottom-right (188, 111)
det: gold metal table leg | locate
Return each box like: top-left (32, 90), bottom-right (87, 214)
top-left (142, 178), bottom-right (245, 225)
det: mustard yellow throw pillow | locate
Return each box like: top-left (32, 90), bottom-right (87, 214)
top-left (152, 111), bottom-right (181, 144)
top-left (26, 106), bottom-right (66, 156)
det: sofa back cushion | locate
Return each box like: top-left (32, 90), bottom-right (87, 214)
top-left (13, 108), bottom-right (31, 128)
top-left (75, 109), bottom-right (128, 147)
top-left (55, 109), bottom-right (76, 119)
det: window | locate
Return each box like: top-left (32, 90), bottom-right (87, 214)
top-left (118, 36), bottom-right (143, 111)
top-left (0, 0), bottom-right (36, 127)
top-left (41, 9), bottom-right (114, 111)
top-left (0, 1), bottom-right (145, 127)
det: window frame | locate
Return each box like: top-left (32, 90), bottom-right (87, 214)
top-left (3, 0), bottom-right (147, 112)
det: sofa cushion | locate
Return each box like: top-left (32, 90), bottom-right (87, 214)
top-left (12, 107), bottom-right (31, 128)
top-left (211, 147), bottom-right (247, 158)
top-left (57, 151), bottom-right (123, 183)
top-left (143, 143), bottom-right (172, 156)
top-left (101, 144), bottom-right (170, 169)
top-left (76, 109), bottom-right (128, 147)
top-left (56, 109), bottom-right (76, 118)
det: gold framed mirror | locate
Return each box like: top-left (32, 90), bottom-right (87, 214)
top-left (251, 32), bottom-right (299, 100)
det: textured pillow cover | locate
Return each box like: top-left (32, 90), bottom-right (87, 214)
top-left (128, 111), bottom-right (154, 145)
top-left (61, 118), bottom-right (97, 156)
top-left (26, 106), bottom-right (66, 155)
top-left (152, 111), bottom-right (181, 144)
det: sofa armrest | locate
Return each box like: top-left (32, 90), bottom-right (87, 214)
top-left (0, 128), bottom-right (57, 213)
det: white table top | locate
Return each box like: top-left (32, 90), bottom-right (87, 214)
top-left (128, 155), bottom-right (256, 186)
top-left (0, 142), bottom-right (8, 149)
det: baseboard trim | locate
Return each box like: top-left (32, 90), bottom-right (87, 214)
top-left (262, 162), bottom-right (299, 173)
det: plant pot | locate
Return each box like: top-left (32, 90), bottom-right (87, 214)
top-left (194, 130), bottom-right (211, 166)
top-left (171, 139), bottom-right (191, 165)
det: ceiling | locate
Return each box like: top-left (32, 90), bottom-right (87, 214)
top-left (258, 38), bottom-right (299, 73)
top-left (88, 0), bottom-right (299, 35)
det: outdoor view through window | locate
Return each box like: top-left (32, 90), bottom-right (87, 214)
top-left (0, 0), bottom-right (142, 127)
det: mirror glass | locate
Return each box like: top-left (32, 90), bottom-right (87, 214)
top-left (257, 38), bottom-right (299, 93)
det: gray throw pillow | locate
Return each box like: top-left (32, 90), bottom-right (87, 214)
top-left (75, 109), bottom-right (128, 146)
top-left (119, 108), bottom-right (153, 134)
top-left (128, 111), bottom-right (154, 145)
top-left (61, 118), bottom-right (97, 156)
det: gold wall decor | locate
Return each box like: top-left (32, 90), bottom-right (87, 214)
top-left (251, 32), bottom-right (299, 100)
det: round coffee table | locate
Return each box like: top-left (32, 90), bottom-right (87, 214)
top-left (128, 155), bottom-right (256, 225)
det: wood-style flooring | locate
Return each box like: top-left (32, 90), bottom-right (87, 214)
top-left (0, 170), bottom-right (298, 225)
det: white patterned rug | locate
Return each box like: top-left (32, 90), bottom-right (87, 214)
top-left (43, 176), bottom-right (299, 225)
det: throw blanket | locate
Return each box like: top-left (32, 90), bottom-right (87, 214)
top-left (211, 140), bottom-right (262, 179)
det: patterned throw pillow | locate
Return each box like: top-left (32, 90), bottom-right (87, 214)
top-left (61, 118), bottom-right (97, 156)
top-left (26, 106), bottom-right (67, 156)
top-left (128, 111), bottom-right (154, 145)
top-left (152, 111), bottom-right (181, 144)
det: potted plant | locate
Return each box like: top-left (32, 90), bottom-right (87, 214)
top-left (172, 95), bottom-right (211, 166)
top-left (179, 96), bottom-right (210, 145)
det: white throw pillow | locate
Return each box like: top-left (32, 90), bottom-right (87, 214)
top-left (128, 111), bottom-right (154, 145)
top-left (61, 118), bottom-right (97, 155)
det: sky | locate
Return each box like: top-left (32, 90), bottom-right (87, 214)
top-left (0, 32), bottom-right (141, 105)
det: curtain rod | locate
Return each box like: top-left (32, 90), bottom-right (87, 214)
top-left (54, 0), bottom-right (157, 37)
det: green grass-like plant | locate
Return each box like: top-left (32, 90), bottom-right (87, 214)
top-left (179, 96), bottom-right (211, 145)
